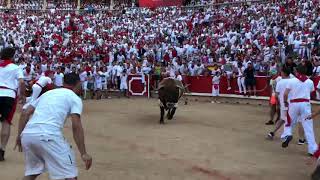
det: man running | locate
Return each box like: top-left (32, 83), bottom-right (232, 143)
top-left (15, 73), bottom-right (92, 180)
top-left (282, 64), bottom-right (318, 156)
top-left (0, 47), bottom-right (26, 161)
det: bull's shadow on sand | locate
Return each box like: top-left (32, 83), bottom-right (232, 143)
top-left (137, 113), bottom-right (186, 126)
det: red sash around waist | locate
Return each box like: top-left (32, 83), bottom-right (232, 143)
top-left (290, 98), bottom-right (310, 103)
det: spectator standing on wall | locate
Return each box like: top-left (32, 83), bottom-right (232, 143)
top-left (244, 61), bottom-right (256, 97)
top-left (211, 71), bottom-right (221, 104)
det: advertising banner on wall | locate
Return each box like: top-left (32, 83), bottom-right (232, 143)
top-left (139, 0), bottom-right (183, 8)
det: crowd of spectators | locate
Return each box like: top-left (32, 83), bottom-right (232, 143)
top-left (0, 0), bottom-right (320, 95)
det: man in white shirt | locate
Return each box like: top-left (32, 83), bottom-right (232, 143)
top-left (0, 47), bottom-right (26, 161)
top-left (267, 66), bottom-right (291, 139)
top-left (54, 67), bottom-right (64, 88)
top-left (282, 64), bottom-right (318, 156)
top-left (23, 71), bottom-right (54, 110)
top-left (15, 73), bottom-right (92, 180)
top-left (79, 69), bottom-right (88, 99)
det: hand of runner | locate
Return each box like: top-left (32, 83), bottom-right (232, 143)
top-left (19, 96), bottom-right (26, 104)
top-left (13, 136), bottom-right (23, 152)
top-left (81, 153), bottom-right (92, 170)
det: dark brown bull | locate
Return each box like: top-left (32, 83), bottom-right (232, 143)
top-left (158, 78), bottom-right (185, 124)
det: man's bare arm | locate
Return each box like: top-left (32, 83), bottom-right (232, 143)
top-left (283, 88), bottom-right (290, 107)
top-left (70, 114), bottom-right (92, 170)
top-left (14, 106), bottom-right (35, 152)
top-left (17, 106), bottom-right (35, 137)
top-left (19, 79), bottom-right (26, 104)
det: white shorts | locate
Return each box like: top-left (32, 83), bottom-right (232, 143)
top-left (280, 109), bottom-right (287, 122)
top-left (212, 84), bottom-right (219, 97)
top-left (102, 83), bottom-right (108, 90)
top-left (120, 83), bottom-right (128, 90)
top-left (21, 134), bottom-right (78, 179)
top-left (82, 81), bottom-right (88, 91)
top-left (95, 82), bottom-right (102, 90)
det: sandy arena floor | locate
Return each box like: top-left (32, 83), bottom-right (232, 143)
top-left (1, 98), bottom-right (320, 180)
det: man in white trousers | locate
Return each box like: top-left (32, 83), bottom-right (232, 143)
top-left (15, 73), bottom-right (92, 180)
top-left (282, 64), bottom-right (318, 156)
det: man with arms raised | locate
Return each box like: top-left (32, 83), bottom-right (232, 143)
top-left (0, 47), bottom-right (26, 161)
top-left (15, 73), bottom-right (92, 180)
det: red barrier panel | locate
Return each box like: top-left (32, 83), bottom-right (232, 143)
top-left (139, 0), bottom-right (182, 8)
top-left (186, 76), bottom-right (270, 96)
top-left (128, 75), bottom-right (150, 97)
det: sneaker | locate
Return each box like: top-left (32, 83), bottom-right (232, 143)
top-left (267, 132), bottom-right (274, 140)
top-left (298, 139), bottom-right (306, 145)
top-left (0, 149), bottom-right (5, 161)
top-left (211, 101), bottom-right (215, 104)
top-left (282, 135), bottom-right (293, 148)
top-left (227, 87), bottom-right (231, 90)
top-left (265, 120), bottom-right (274, 125)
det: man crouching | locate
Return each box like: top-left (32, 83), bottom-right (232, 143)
top-left (15, 73), bottom-right (92, 180)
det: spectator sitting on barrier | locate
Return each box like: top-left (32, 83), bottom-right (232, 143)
top-left (244, 61), bottom-right (256, 97)
top-left (221, 61), bottom-right (233, 91)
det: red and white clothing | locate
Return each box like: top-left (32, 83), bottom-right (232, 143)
top-left (282, 77), bottom-right (318, 154)
top-left (212, 75), bottom-right (220, 97)
top-left (0, 61), bottom-right (24, 124)
top-left (275, 78), bottom-right (290, 122)
top-left (0, 63), bottom-right (24, 99)
top-left (79, 71), bottom-right (88, 90)
top-left (24, 76), bottom-right (52, 109)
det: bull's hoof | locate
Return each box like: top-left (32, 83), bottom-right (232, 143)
top-left (159, 121), bottom-right (165, 124)
top-left (168, 116), bottom-right (173, 120)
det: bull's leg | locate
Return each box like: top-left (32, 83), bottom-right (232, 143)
top-left (311, 165), bottom-right (320, 180)
top-left (160, 106), bottom-right (165, 124)
top-left (168, 108), bottom-right (176, 120)
top-left (167, 109), bottom-right (171, 119)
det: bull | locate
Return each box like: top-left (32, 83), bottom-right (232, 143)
top-left (158, 78), bottom-right (185, 124)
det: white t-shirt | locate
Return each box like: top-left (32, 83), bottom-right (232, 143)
top-left (286, 78), bottom-right (314, 101)
top-left (54, 73), bottom-right (64, 87)
top-left (175, 75), bottom-right (183, 81)
top-left (79, 71), bottom-right (88, 82)
top-left (36, 76), bottom-right (52, 88)
top-left (212, 75), bottom-right (220, 85)
top-left (0, 64), bottom-right (24, 98)
top-left (23, 69), bottom-right (35, 81)
top-left (22, 88), bottom-right (83, 137)
top-left (276, 78), bottom-right (290, 110)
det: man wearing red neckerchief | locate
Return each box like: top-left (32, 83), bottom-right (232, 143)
top-left (0, 47), bottom-right (26, 161)
top-left (282, 64), bottom-right (318, 156)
